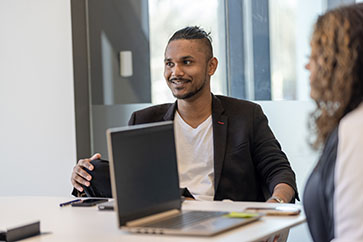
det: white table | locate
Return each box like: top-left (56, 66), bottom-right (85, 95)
top-left (0, 197), bottom-right (305, 242)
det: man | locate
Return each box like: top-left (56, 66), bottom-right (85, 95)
top-left (71, 26), bottom-right (298, 203)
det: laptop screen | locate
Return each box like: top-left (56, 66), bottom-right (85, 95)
top-left (107, 121), bottom-right (181, 225)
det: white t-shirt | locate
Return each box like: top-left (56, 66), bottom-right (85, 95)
top-left (174, 111), bottom-right (215, 201)
top-left (332, 103), bottom-right (363, 242)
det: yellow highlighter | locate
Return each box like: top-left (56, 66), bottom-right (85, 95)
top-left (225, 212), bottom-right (260, 218)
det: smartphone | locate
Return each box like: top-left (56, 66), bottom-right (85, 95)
top-left (71, 198), bottom-right (108, 207)
top-left (244, 206), bottom-right (301, 216)
top-left (97, 200), bottom-right (115, 211)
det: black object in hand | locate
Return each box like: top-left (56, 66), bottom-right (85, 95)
top-left (82, 159), bottom-right (112, 198)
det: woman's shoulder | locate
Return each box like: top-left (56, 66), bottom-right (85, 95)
top-left (336, 102), bottom-right (363, 168)
top-left (340, 102), bottom-right (363, 135)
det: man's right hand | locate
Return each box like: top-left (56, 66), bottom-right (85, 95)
top-left (71, 153), bottom-right (101, 192)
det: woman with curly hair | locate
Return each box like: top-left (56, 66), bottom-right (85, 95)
top-left (303, 3), bottom-right (363, 242)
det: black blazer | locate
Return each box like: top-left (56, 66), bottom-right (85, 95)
top-left (128, 94), bottom-right (298, 202)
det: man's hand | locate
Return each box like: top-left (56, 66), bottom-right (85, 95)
top-left (71, 153), bottom-right (101, 192)
top-left (265, 184), bottom-right (293, 242)
top-left (266, 183), bottom-right (295, 203)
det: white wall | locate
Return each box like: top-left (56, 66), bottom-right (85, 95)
top-left (0, 0), bottom-right (76, 196)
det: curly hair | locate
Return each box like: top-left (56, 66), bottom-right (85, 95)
top-left (309, 3), bottom-right (363, 149)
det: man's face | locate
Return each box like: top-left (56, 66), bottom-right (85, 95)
top-left (164, 39), bottom-right (217, 100)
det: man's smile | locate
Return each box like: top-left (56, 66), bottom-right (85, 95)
top-left (169, 78), bottom-right (191, 87)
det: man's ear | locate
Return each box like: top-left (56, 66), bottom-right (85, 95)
top-left (208, 57), bottom-right (218, 76)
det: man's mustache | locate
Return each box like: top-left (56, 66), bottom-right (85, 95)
top-left (168, 77), bottom-right (191, 83)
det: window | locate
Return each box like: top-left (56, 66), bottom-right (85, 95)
top-left (149, 0), bottom-right (354, 102)
top-left (226, 0), bottom-right (328, 100)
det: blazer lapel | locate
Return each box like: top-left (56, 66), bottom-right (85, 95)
top-left (163, 101), bottom-right (177, 121)
top-left (211, 95), bottom-right (228, 193)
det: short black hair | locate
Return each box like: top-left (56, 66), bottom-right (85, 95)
top-left (168, 26), bottom-right (213, 59)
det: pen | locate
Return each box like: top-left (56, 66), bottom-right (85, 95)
top-left (59, 199), bottom-right (81, 207)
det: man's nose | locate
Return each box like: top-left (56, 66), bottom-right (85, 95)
top-left (172, 64), bottom-right (184, 77)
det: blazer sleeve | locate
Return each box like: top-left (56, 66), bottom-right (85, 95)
top-left (251, 104), bottom-right (299, 201)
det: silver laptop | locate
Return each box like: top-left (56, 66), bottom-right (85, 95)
top-left (107, 121), bottom-right (260, 236)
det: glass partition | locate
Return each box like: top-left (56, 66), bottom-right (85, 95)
top-left (226, 0), bottom-right (327, 100)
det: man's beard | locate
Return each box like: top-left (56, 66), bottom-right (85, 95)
top-left (169, 78), bottom-right (207, 100)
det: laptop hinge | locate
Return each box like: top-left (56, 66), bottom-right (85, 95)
top-left (126, 209), bottom-right (180, 227)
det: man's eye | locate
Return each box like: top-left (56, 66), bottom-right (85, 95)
top-left (184, 60), bottom-right (192, 64)
top-left (165, 62), bottom-right (174, 67)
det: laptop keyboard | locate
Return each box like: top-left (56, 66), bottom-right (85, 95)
top-left (144, 211), bottom-right (227, 229)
